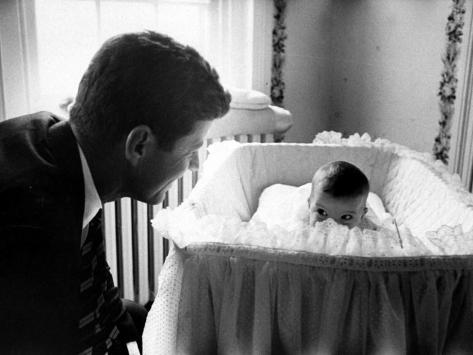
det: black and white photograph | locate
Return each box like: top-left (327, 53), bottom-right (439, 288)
top-left (1, 0), bottom-right (473, 354)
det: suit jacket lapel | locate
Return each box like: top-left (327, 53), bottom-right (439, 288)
top-left (47, 119), bottom-right (85, 241)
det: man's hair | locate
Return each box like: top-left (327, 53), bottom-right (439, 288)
top-left (69, 31), bottom-right (231, 151)
top-left (312, 161), bottom-right (369, 198)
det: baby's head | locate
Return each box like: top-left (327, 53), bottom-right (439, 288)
top-left (308, 161), bottom-right (369, 228)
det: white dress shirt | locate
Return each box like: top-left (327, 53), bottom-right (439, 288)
top-left (77, 144), bottom-right (102, 246)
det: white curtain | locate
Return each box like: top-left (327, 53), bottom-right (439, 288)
top-left (0, 0), bottom-right (272, 120)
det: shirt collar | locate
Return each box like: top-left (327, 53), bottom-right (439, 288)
top-left (77, 144), bottom-right (102, 229)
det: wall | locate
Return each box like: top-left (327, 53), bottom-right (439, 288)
top-left (283, 0), bottom-right (472, 154)
top-left (283, 0), bottom-right (332, 143)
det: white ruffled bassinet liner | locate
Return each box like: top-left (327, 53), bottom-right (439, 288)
top-left (173, 137), bottom-right (473, 253)
top-left (152, 134), bottom-right (473, 257)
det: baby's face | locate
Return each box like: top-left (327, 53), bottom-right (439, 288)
top-left (308, 189), bottom-right (367, 229)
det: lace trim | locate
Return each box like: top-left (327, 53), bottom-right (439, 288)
top-left (153, 204), bottom-right (473, 258)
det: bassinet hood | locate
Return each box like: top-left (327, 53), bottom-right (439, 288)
top-left (152, 132), bottom-right (473, 258)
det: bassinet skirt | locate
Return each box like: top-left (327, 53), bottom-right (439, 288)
top-left (149, 244), bottom-right (473, 354)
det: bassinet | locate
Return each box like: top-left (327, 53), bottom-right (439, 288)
top-left (143, 133), bottom-right (473, 354)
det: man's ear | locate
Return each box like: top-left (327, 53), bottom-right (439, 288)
top-left (363, 207), bottom-right (368, 216)
top-left (125, 125), bottom-right (154, 165)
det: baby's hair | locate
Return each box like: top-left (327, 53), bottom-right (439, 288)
top-left (312, 161), bottom-right (369, 198)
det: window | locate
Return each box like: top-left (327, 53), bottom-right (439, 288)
top-left (0, 0), bottom-right (272, 119)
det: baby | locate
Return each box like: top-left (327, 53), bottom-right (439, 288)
top-left (308, 161), bottom-right (370, 229)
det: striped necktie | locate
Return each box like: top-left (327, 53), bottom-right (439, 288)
top-left (77, 213), bottom-right (124, 354)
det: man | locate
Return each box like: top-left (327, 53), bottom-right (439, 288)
top-left (0, 31), bottom-right (230, 354)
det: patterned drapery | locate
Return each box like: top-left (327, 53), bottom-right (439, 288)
top-left (271, 0), bottom-right (288, 108)
top-left (433, 0), bottom-right (467, 164)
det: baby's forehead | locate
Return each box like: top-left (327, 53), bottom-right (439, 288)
top-left (310, 172), bottom-right (329, 191)
top-left (310, 188), bottom-right (367, 203)
top-left (311, 170), bottom-right (341, 191)
top-left (311, 169), bottom-right (328, 183)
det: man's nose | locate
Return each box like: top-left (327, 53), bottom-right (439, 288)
top-left (189, 151), bottom-right (199, 172)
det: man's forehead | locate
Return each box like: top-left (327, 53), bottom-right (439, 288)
top-left (182, 133), bottom-right (204, 148)
top-left (184, 121), bottom-right (212, 139)
top-left (174, 125), bottom-right (209, 151)
top-left (173, 138), bottom-right (202, 154)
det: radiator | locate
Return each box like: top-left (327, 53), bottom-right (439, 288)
top-left (103, 106), bottom-right (293, 304)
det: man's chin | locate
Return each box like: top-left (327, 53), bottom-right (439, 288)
top-left (148, 183), bottom-right (174, 205)
top-left (128, 182), bottom-right (175, 205)
top-left (147, 191), bottom-right (167, 205)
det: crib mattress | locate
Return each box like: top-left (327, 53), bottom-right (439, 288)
top-left (143, 133), bottom-right (473, 354)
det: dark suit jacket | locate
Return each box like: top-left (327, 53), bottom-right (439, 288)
top-left (0, 112), bottom-right (117, 354)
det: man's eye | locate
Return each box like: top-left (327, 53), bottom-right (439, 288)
top-left (317, 209), bottom-right (327, 217)
top-left (341, 214), bottom-right (353, 221)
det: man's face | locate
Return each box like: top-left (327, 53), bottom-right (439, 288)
top-left (126, 120), bottom-right (212, 205)
top-left (308, 188), bottom-right (367, 229)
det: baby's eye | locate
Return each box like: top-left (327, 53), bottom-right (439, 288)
top-left (341, 214), bottom-right (353, 221)
top-left (317, 208), bottom-right (328, 217)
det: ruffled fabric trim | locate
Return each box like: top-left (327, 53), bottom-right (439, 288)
top-left (152, 203), bottom-right (473, 258)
